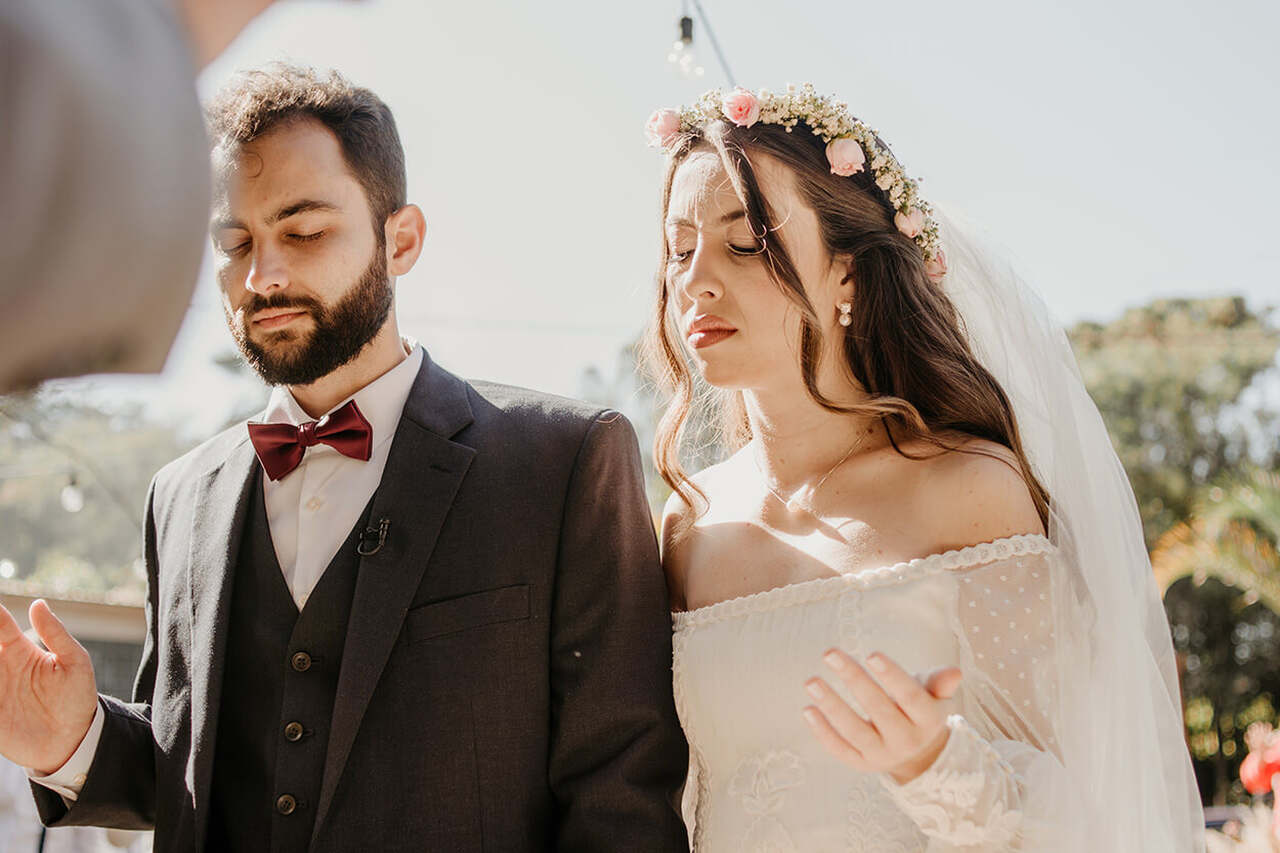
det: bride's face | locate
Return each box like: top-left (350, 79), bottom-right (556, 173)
top-left (665, 149), bottom-right (848, 391)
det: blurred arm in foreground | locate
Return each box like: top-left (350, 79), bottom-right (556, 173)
top-left (0, 0), bottom-right (274, 393)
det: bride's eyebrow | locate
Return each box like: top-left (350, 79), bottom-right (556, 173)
top-left (665, 210), bottom-right (747, 228)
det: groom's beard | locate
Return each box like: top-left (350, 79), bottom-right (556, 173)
top-left (227, 248), bottom-right (394, 387)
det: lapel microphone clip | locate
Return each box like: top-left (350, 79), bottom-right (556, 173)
top-left (357, 518), bottom-right (391, 556)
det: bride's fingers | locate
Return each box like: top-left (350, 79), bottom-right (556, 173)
top-left (922, 666), bottom-right (963, 700)
top-left (862, 652), bottom-right (948, 729)
top-left (822, 650), bottom-right (911, 741)
top-left (802, 705), bottom-right (868, 770)
top-left (804, 677), bottom-right (881, 756)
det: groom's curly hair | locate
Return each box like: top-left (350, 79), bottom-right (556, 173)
top-left (205, 64), bottom-right (407, 233)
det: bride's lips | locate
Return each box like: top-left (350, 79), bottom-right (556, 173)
top-left (252, 309), bottom-right (309, 330)
top-left (686, 315), bottom-right (738, 350)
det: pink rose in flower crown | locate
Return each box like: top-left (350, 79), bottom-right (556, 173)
top-left (825, 138), bottom-right (866, 177)
top-left (721, 88), bottom-right (761, 128)
top-left (645, 108), bottom-right (682, 149)
top-left (924, 249), bottom-right (948, 283)
top-left (894, 207), bottom-right (926, 239)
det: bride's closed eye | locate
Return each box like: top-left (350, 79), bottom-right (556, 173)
top-left (667, 242), bottom-right (762, 264)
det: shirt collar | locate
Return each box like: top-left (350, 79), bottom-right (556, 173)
top-left (259, 339), bottom-right (424, 451)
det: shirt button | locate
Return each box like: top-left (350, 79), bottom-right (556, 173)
top-left (305, 496), bottom-right (323, 511)
top-left (283, 721), bottom-right (305, 742)
top-left (276, 793), bottom-right (298, 816)
top-left (73, 774), bottom-right (87, 787)
top-left (291, 651), bottom-right (312, 672)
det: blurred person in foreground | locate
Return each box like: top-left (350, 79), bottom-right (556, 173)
top-left (0, 0), bottom-right (277, 393)
top-left (0, 65), bottom-right (688, 852)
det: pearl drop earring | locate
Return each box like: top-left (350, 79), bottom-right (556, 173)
top-left (838, 301), bottom-right (853, 327)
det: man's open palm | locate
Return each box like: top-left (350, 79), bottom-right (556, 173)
top-left (0, 600), bottom-right (98, 775)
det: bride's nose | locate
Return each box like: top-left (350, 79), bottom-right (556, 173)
top-left (678, 244), bottom-right (724, 305)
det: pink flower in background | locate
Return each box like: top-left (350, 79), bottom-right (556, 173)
top-left (825, 138), bottom-right (866, 176)
top-left (924, 250), bottom-right (949, 283)
top-left (645, 109), bottom-right (682, 149)
top-left (721, 88), bottom-right (761, 127)
top-left (895, 207), bottom-right (926, 238)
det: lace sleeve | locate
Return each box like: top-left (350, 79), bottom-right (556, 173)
top-left (880, 546), bottom-right (1086, 851)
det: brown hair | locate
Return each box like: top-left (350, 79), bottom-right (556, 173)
top-left (205, 64), bottom-right (406, 231)
top-left (643, 119), bottom-right (1050, 528)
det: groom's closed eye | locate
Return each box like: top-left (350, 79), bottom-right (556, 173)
top-left (214, 232), bottom-right (251, 256)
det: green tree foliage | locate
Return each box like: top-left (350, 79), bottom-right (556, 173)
top-left (0, 392), bottom-right (192, 603)
top-left (1070, 296), bottom-right (1280, 806)
top-left (1155, 470), bottom-right (1280, 804)
top-left (1069, 297), bottom-right (1280, 548)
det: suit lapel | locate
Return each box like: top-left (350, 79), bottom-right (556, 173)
top-left (311, 354), bottom-right (477, 840)
top-left (185, 437), bottom-right (258, 852)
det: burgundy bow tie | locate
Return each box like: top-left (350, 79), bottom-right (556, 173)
top-left (247, 400), bottom-right (374, 481)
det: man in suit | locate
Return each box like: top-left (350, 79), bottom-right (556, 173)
top-left (0, 65), bottom-right (689, 851)
top-left (0, 0), bottom-right (282, 393)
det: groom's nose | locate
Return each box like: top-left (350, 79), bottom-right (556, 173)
top-left (245, 243), bottom-right (290, 295)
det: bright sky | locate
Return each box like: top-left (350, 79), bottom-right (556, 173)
top-left (56, 0), bottom-right (1280, 435)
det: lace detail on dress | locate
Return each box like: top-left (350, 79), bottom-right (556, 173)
top-left (882, 715), bottom-right (1024, 847)
top-left (847, 782), bottom-right (921, 852)
top-left (728, 751), bottom-right (805, 852)
top-left (673, 535), bottom-right (1054, 631)
top-left (672, 625), bottom-right (710, 850)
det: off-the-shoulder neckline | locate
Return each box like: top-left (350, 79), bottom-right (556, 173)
top-left (672, 533), bottom-right (1055, 631)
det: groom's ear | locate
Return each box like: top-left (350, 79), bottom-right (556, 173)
top-left (384, 203), bottom-right (427, 277)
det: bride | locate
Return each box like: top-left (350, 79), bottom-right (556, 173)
top-left (643, 85), bottom-right (1204, 851)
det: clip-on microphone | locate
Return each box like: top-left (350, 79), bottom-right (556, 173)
top-left (357, 518), bottom-right (391, 556)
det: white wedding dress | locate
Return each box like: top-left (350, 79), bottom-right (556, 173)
top-left (674, 534), bottom-right (1084, 852)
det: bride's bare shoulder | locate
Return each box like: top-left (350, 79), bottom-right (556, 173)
top-left (901, 434), bottom-right (1045, 550)
top-left (659, 452), bottom-right (751, 611)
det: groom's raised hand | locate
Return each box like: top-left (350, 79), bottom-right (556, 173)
top-left (0, 600), bottom-right (98, 775)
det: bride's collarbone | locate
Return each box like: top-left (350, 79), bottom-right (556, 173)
top-left (680, 513), bottom-right (917, 608)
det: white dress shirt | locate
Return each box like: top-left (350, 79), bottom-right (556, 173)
top-left (29, 341), bottom-right (424, 799)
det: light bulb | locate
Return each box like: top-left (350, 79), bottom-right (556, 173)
top-left (665, 15), bottom-right (705, 79)
top-left (60, 481), bottom-right (84, 513)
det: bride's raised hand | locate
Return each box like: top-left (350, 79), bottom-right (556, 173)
top-left (802, 649), bottom-right (962, 783)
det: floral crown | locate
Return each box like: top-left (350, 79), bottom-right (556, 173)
top-left (645, 83), bottom-right (947, 282)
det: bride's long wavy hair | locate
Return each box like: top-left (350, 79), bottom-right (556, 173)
top-left (642, 119), bottom-right (1050, 528)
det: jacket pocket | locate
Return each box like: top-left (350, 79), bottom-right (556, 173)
top-left (405, 584), bottom-right (531, 643)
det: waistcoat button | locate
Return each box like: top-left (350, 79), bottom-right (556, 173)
top-left (283, 721), bottom-right (305, 742)
top-left (291, 651), bottom-right (312, 672)
top-left (276, 793), bottom-right (297, 815)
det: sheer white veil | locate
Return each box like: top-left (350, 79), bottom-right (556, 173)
top-left (935, 208), bottom-right (1205, 851)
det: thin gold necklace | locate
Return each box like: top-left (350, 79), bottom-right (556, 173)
top-left (753, 431), bottom-right (867, 516)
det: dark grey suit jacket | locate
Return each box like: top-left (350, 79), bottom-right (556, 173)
top-left (34, 353), bottom-right (689, 852)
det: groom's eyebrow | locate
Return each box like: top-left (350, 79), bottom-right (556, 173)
top-left (267, 199), bottom-right (341, 225)
top-left (211, 199), bottom-right (342, 232)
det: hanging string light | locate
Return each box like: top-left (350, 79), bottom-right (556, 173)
top-left (667, 12), bottom-right (705, 79)
top-left (666, 0), bottom-right (736, 86)
top-left (60, 473), bottom-right (84, 514)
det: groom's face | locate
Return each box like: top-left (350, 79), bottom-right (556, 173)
top-left (211, 118), bottom-right (393, 386)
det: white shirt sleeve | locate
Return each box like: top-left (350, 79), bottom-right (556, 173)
top-left (25, 701), bottom-right (105, 802)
